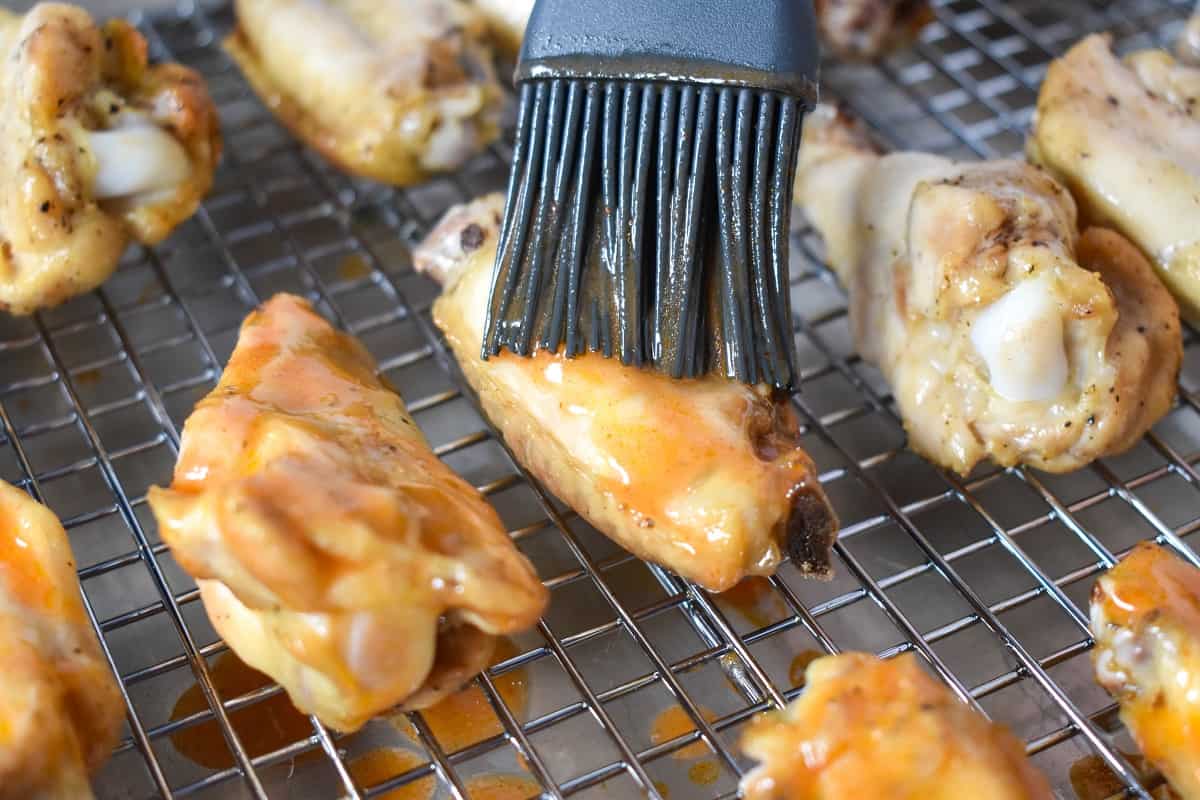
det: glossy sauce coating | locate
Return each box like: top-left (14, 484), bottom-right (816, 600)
top-left (740, 652), bottom-right (1053, 800)
top-left (1092, 543), bottom-right (1200, 799)
top-left (148, 294), bottom-right (547, 731)
top-left (415, 195), bottom-right (838, 591)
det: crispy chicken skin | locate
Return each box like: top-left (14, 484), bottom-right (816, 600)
top-left (0, 480), bottom-right (123, 800)
top-left (1092, 542), bottom-right (1200, 800)
top-left (0, 3), bottom-right (220, 315)
top-left (1028, 35), bottom-right (1200, 321)
top-left (814, 0), bottom-right (934, 61)
top-left (146, 294), bottom-right (547, 732)
top-left (740, 652), bottom-right (1053, 800)
top-left (796, 104), bottom-right (1180, 475)
top-left (413, 195), bottom-right (838, 593)
top-left (226, 0), bottom-right (504, 186)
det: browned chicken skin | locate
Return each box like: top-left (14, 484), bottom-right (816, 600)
top-left (1092, 543), bottom-right (1200, 800)
top-left (147, 294), bottom-right (547, 732)
top-left (414, 195), bottom-right (838, 592)
top-left (0, 480), bottom-right (124, 800)
top-left (0, 3), bottom-right (220, 315)
top-left (226, 0), bottom-right (504, 185)
top-left (740, 652), bottom-right (1053, 800)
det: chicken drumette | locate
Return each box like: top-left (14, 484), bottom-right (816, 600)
top-left (740, 652), bottom-right (1053, 800)
top-left (0, 3), bottom-right (219, 315)
top-left (147, 294), bottom-right (548, 732)
top-left (814, 0), bottom-right (934, 61)
top-left (0, 480), bottom-right (124, 800)
top-left (1092, 542), bottom-right (1200, 800)
top-left (226, 0), bottom-right (505, 185)
top-left (796, 104), bottom-right (1180, 475)
top-left (413, 195), bottom-right (839, 592)
top-left (1029, 34), bottom-right (1200, 321)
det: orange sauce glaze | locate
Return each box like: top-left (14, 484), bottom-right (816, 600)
top-left (650, 705), bottom-right (717, 760)
top-left (347, 748), bottom-right (435, 800)
top-left (397, 639), bottom-right (529, 754)
top-left (170, 651), bottom-right (315, 770)
top-left (0, 518), bottom-right (53, 612)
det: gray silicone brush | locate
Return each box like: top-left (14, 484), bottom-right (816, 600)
top-left (480, 0), bottom-right (820, 390)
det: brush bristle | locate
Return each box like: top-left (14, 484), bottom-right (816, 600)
top-left (482, 78), bottom-right (803, 390)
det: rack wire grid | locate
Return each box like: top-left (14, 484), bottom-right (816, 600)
top-left (0, 0), bottom-right (1196, 798)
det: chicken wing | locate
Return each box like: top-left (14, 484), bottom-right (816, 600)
top-left (466, 0), bottom-right (931, 63)
top-left (226, 0), bottom-right (505, 186)
top-left (0, 480), bottom-right (123, 800)
top-left (796, 104), bottom-right (1180, 475)
top-left (740, 652), bottom-right (1053, 800)
top-left (1092, 542), bottom-right (1200, 800)
top-left (814, 0), bottom-right (934, 61)
top-left (413, 195), bottom-right (838, 593)
top-left (0, 3), bottom-right (220, 315)
top-left (1028, 35), bottom-right (1200, 321)
top-left (146, 294), bottom-right (547, 732)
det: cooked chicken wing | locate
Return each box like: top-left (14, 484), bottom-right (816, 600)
top-left (1028, 35), bottom-right (1200, 321)
top-left (467, 0), bottom-right (932, 63)
top-left (413, 195), bottom-right (838, 593)
top-left (796, 104), bottom-right (1180, 475)
top-left (227, 0), bottom-right (505, 185)
top-left (0, 3), bottom-right (220, 315)
top-left (815, 0), bottom-right (934, 61)
top-left (740, 652), bottom-right (1053, 800)
top-left (1092, 542), bottom-right (1200, 800)
top-left (0, 480), bottom-right (123, 799)
top-left (147, 294), bottom-right (547, 732)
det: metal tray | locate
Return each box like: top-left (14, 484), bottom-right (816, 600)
top-left (1, 1), bottom-right (1196, 798)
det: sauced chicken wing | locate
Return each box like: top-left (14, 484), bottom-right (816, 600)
top-left (1092, 542), bottom-right (1200, 800)
top-left (0, 3), bottom-right (219, 315)
top-left (740, 652), bottom-right (1053, 800)
top-left (227, 0), bottom-right (505, 185)
top-left (1028, 35), bottom-right (1200, 320)
top-left (0, 480), bottom-right (123, 800)
top-left (413, 195), bottom-right (838, 593)
top-left (147, 294), bottom-right (547, 732)
top-left (814, 0), bottom-right (934, 61)
top-left (796, 104), bottom-right (1180, 475)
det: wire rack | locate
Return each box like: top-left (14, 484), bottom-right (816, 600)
top-left (0, 0), bottom-right (1196, 798)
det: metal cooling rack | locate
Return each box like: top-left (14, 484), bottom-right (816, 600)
top-left (0, 0), bottom-right (1197, 798)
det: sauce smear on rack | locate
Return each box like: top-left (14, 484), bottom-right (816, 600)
top-left (788, 649), bottom-right (822, 688)
top-left (688, 760), bottom-right (720, 786)
top-left (395, 638), bottom-right (529, 754)
top-left (650, 705), bottom-right (717, 760)
top-left (718, 577), bottom-right (786, 630)
top-left (347, 748), bottom-right (435, 800)
top-left (464, 773), bottom-right (542, 799)
top-left (170, 651), bottom-right (314, 769)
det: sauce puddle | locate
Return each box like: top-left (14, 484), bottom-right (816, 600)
top-left (346, 748), bottom-right (434, 800)
top-left (649, 704), bottom-right (716, 760)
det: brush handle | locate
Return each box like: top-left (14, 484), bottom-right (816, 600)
top-left (517, 0), bottom-right (820, 101)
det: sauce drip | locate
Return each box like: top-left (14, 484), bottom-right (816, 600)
top-left (1068, 753), bottom-right (1176, 800)
top-left (649, 705), bottom-right (716, 760)
top-left (788, 649), bottom-right (823, 688)
top-left (337, 254), bottom-right (371, 282)
top-left (652, 780), bottom-right (671, 798)
top-left (169, 651), bottom-right (315, 770)
top-left (464, 773), bottom-right (542, 799)
top-left (688, 760), bottom-right (720, 786)
top-left (719, 577), bottom-right (786, 630)
top-left (347, 748), bottom-right (435, 800)
top-left (398, 638), bottom-right (529, 754)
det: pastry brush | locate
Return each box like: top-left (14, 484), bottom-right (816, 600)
top-left (481, 0), bottom-right (820, 390)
